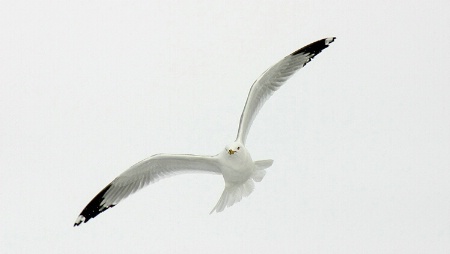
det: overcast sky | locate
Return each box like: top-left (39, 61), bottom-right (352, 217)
top-left (1, 1), bottom-right (450, 253)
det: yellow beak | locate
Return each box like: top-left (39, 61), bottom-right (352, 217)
top-left (228, 149), bottom-right (236, 155)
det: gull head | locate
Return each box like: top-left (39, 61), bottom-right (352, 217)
top-left (223, 141), bottom-right (247, 157)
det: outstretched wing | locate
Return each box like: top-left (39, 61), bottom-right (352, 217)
top-left (236, 37), bottom-right (336, 144)
top-left (74, 154), bottom-right (220, 226)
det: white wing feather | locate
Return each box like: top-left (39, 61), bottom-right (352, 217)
top-left (236, 37), bottom-right (336, 144)
top-left (74, 154), bottom-right (220, 226)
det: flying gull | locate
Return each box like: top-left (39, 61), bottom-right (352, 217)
top-left (74, 37), bottom-right (336, 226)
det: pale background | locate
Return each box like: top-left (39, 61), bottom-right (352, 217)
top-left (1, 1), bottom-right (450, 253)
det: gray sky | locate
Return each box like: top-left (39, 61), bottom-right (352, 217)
top-left (1, 0), bottom-right (450, 253)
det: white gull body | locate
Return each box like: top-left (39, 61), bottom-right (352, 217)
top-left (74, 37), bottom-right (335, 226)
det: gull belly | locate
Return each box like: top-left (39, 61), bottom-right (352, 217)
top-left (219, 147), bottom-right (255, 184)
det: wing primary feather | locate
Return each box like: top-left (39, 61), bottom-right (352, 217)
top-left (291, 37), bottom-right (335, 56)
top-left (74, 154), bottom-right (220, 226)
top-left (73, 183), bottom-right (114, 226)
top-left (236, 37), bottom-right (336, 144)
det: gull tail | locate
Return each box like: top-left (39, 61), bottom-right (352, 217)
top-left (210, 159), bottom-right (273, 214)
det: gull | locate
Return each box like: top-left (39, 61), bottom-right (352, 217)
top-left (74, 37), bottom-right (336, 226)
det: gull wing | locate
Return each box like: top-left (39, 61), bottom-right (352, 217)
top-left (74, 154), bottom-right (220, 226)
top-left (236, 37), bottom-right (336, 144)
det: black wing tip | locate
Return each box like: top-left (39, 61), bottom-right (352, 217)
top-left (291, 37), bottom-right (336, 56)
top-left (73, 216), bottom-right (85, 227)
top-left (73, 183), bottom-right (115, 227)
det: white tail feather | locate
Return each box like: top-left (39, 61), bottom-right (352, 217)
top-left (210, 180), bottom-right (255, 214)
top-left (210, 159), bottom-right (273, 214)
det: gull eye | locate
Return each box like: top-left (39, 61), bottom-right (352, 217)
top-left (237, 147), bottom-right (240, 150)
